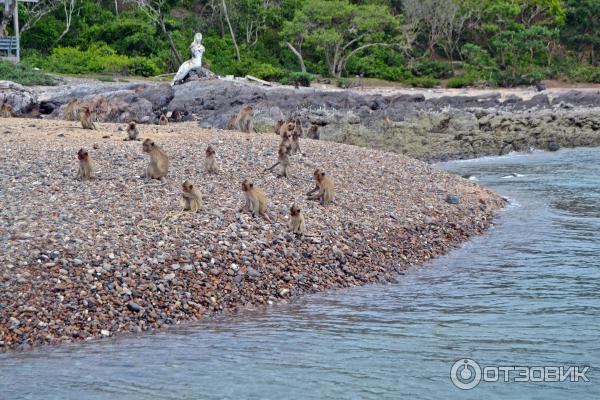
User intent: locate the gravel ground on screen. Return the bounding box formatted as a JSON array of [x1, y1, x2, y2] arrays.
[[0, 119, 506, 350]]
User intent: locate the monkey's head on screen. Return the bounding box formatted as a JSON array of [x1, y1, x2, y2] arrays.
[[128, 121, 136, 129], [313, 168, 324, 181], [142, 138, 155, 153], [290, 203, 301, 217], [182, 180, 194, 192], [69, 98, 79, 105], [286, 122, 295, 132], [77, 148, 88, 161], [243, 105, 253, 113], [206, 145, 215, 156], [241, 179, 254, 192], [1, 103, 11, 111], [160, 114, 167, 121]]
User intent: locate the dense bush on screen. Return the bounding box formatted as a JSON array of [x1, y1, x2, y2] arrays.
[[404, 76, 440, 88], [447, 73, 480, 88], [26, 43, 159, 77], [0, 61, 57, 86], [568, 65, 600, 83], [411, 60, 454, 79]]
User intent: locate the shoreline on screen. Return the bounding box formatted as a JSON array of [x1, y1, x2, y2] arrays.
[[0, 119, 505, 350]]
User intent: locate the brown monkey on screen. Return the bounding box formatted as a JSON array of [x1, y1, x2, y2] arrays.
[[0, 103, 12, 118], [240, 178, 269, 219], [204, 145, 218, 174], [124, 121, 139, 141], [64, 98, 79, 121], [79, 107, 96, 130], [307, 168, 335, 205], [226, 113, 238, 130], [181, 180, 202, 212], [159, 114, 168, 126], [307, 124, 320, 140], [382, 115, 391, 131], [275, 120, 284, 136], [306, 168, 324, 196], [76, 148, 94, 179], [288, 203, 306, 235], [171, 110, 181, 122], [142, 138, 169, 179], [290, 130, 302, 155], [264, 144, 291, 178], [293, 118, 303, 138], [236, 105, 254, 133]]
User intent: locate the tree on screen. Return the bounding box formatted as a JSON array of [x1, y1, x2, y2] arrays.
[[125, 0, 182, 65], [282, 0, 399, 77], [561, 0, 600, 64]]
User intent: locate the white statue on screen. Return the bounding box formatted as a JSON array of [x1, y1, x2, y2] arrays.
[[171, 33, 206, 86]]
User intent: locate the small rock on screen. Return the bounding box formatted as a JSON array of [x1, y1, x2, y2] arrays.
[[127, 301, 141, 312], [446, 195, 460, 205], [247, 267, 260, 279]]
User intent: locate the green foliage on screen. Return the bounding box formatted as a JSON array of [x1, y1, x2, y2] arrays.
[[11, 0, 600, 87], [447, 72, 480, 88], [0, 61, 57, 86], [25, 43, 159, 77], [281, 71, 314, 86], [404, 76, 440, 88], [411, 60, 454, 79]]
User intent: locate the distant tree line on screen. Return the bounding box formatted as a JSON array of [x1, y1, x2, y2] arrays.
[[1, 0, 599, 87]]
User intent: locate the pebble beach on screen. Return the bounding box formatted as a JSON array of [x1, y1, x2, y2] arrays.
[[0, 119, 506, 350]]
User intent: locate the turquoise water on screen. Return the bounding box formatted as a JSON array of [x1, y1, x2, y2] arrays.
[[1, 147, 599, 399]]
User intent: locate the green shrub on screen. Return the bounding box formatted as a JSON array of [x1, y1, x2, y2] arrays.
[[282, 71, 313, 87], [447, 72, 480, 88], [336, 77, 350, 88], [0, 60, 57, 86], [568, 65, 600, 83], [412, 60, 454, 79], [247, 63, 285, 81], [404, 76, 440, 88], [30, 43, 159, 77]]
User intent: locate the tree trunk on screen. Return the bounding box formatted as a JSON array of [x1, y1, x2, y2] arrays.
[[285, 42, 306, 73], [0, 0, 16, 36], [159, 16, 183, 65], [222, 0, 240, 61]]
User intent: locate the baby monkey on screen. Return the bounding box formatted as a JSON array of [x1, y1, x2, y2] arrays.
[[204, 145, 218, 173], [307, 168, 335, 205], [76, 148, 94, 179], [181, 180, 202, 212], [125, 121, 140, 141], [159, 114, 169, 125], [0, 103, 13, 118], [288, 203, 306, 235]]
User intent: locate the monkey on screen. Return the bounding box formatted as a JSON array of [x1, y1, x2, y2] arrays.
[[290, 118, 303, 155], [158, 114, 168, 126], [307, 168, 335, 205], [76, 148, 94, 179], [171, 110, 181, 122], [79, 107, 96, 130], [306, 168, 324, 197], [226, 113, 238, 130], [236, 105, 254, 133], [288, 203, 306, 235], [64, 98, 79, 121], [204, 145, 218, 174], [124, 121, 140, 141], [0, 103, 12, 118], [240, 178, 269, 220], [142, 138, 169, 179], [264, 144, 291, 178], [307, 124, 320, 140], [275, 120, 285, 136], [382, 115, 391, 131], [181, 180, 202, 212]]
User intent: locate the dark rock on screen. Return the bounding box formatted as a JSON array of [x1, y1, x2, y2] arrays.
[[127, 301, 141, 313], [446, 195, 460, 205], [547, 142, 560, 152]]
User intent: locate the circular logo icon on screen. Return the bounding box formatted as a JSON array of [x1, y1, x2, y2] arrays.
[[451, 358, 482, 390]]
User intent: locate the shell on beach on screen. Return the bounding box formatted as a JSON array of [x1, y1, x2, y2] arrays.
[[0, 119, 505, 349]]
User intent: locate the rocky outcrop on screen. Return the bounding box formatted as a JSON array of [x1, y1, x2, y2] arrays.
[[0, 81, 38, 116], [22, 78, 600, 160]]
